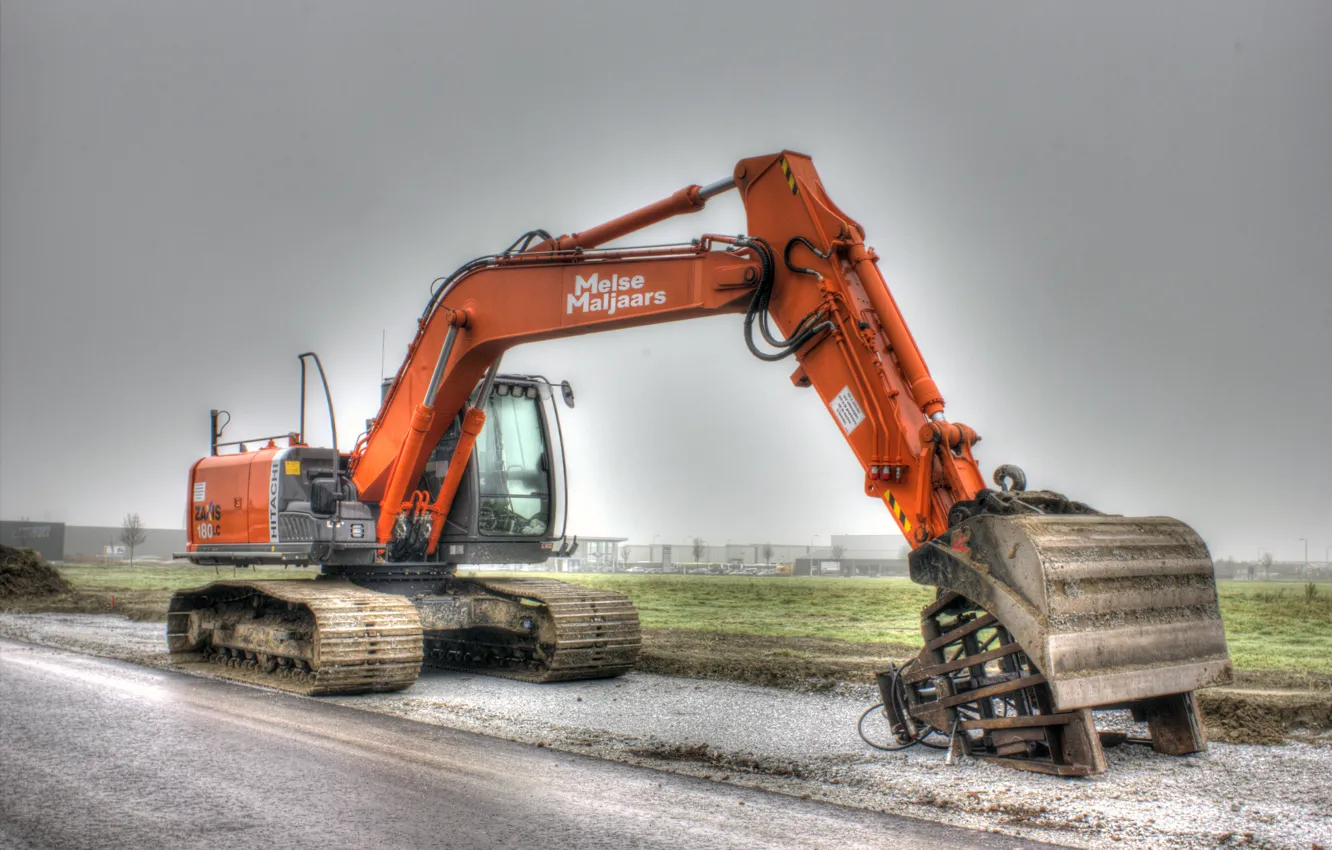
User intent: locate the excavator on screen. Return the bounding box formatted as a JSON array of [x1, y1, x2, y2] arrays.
[[170, 151, 1232, 775]]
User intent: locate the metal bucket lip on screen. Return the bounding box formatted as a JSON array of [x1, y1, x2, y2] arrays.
[[1050, 658, 1234, 710]]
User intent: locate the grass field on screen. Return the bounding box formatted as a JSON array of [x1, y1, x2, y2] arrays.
[[1215, 580, 1332, 676], [476, 572, 1332, 678], [39, 563, 1332, 678], [476, 573, 937, 645]]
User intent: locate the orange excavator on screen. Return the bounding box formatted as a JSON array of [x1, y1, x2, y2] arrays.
[[170, 151, 1232, 774]]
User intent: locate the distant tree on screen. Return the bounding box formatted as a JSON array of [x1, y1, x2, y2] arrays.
[[120, 513, 148, 566], [897, 544, 912, 561], [620, 545, 632, 568], [1259, 551, 1274, 580], [692, 536, 706, 564], [831, 543, 846, 562], [760, 542, 774, 564]]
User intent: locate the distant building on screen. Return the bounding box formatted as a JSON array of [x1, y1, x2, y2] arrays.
[[0, 520, 65, 563], [64, 526, 187, 561], [0, 520, 186, 562], [544, 537, 627, 572], [791, 555, 907, 577], [807, 533, 911, 577], [625, 533, 909, 575]]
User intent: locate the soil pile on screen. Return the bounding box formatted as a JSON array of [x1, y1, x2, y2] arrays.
[[1198, 687, 1332, 745], [639, 628, 916, 691], [0, 546, 73, 598]]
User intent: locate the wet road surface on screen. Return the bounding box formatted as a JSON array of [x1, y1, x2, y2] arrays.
[[0, 639, 1057, 849]]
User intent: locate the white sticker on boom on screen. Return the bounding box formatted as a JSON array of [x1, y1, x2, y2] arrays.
[[193, 481, 206, 502], [830, 386, 866, 435]]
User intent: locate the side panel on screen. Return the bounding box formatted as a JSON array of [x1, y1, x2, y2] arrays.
[[187, 454, 255, 547], [245, 448, 288, 544]]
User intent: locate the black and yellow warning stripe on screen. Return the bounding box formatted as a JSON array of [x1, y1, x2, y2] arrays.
[[779, 157, 798, 195], [885, 491, 912, 534]]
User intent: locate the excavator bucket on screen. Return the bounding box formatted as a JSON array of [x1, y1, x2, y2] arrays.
[[901, 514, 1232, 774], [910, 514, 1232, 709]]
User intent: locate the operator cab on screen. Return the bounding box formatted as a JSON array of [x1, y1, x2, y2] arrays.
[[419, 374, 574, 565]]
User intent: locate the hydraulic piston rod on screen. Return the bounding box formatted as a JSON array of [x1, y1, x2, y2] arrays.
[[538, 176, 735, 252]]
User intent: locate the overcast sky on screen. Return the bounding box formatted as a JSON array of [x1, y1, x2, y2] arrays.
[[2, 1, 1329, 561]]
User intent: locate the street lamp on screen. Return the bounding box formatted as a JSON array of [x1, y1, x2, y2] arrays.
[[1299, 537, 1307, 576]]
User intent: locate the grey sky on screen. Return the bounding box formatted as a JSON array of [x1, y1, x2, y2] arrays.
[[2, 1, 1329, 561]]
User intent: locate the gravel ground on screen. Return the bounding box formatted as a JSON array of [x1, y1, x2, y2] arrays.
[[2, 612, 1329, 849]]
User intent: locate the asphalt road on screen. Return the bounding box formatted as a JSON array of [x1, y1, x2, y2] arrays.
[[0, 639, 1056, 850]]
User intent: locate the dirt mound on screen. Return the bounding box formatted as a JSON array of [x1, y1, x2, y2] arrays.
[[1198, 688, 1332, 745], [0, 546, 73, 599], [0, 588, 171, 621], [625, 740, 811, 779], [640, 628, 916, 691]]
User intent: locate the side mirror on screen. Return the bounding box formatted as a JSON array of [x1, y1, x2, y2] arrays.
[[560, 380, 575, 408]]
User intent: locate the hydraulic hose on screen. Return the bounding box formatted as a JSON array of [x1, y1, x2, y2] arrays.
[[856, 660, 951, 752], [737, 237, 833, 362]]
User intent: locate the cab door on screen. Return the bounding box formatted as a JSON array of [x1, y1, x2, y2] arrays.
[[429, 376, 569, 562]]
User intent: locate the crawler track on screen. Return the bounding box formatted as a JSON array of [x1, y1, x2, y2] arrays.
[[168, 576, 641, 694], [166, 580, 423, 695], [422, 577, 641, 682]]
